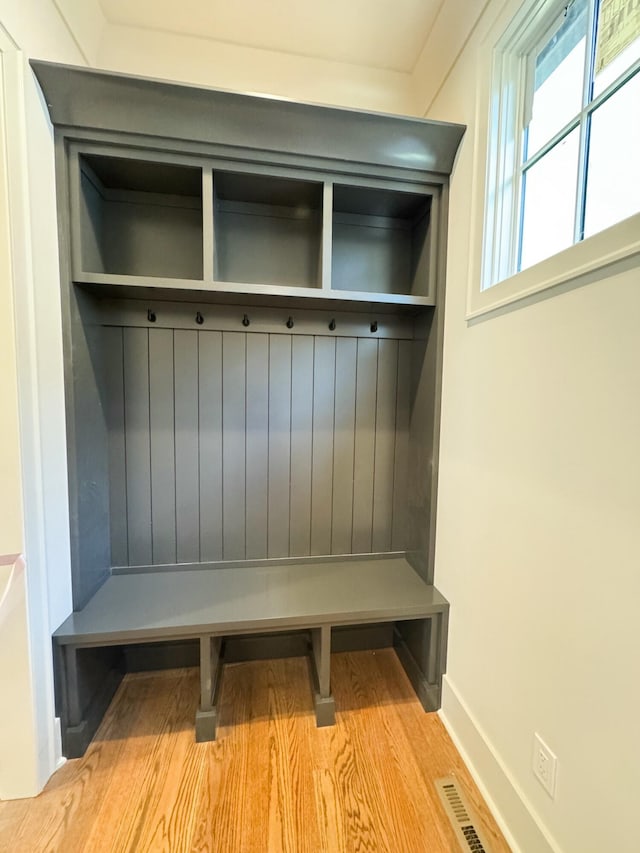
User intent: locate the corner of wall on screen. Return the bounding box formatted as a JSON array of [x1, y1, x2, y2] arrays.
[[51, 0, 106, 65], [410, 0, 490, 117]]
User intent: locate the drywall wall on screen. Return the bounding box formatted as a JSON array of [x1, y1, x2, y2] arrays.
[[0, 0, 82, 797], [96, 22, 415, 114], [428, 1, 640, 851]]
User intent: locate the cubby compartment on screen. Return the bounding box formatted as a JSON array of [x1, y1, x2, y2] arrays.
[[213, 171, 323, 288], [331, 184, 433, 297], [78, 154, 203, 280]]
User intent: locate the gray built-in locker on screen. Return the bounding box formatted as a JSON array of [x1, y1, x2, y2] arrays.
[[32, 60, 465, 757]]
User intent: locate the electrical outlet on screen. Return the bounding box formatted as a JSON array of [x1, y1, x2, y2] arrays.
[[533, 733, 558, 798]]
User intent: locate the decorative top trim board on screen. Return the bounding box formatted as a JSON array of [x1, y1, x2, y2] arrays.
[[30, 61, 465, 177]]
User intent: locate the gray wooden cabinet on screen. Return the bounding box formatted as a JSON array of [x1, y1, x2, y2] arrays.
[[32, 61, 464, 757]]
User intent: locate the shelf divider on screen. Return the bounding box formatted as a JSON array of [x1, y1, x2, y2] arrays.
[[203, 169, 215, 282], [321, 181, 333, 292]]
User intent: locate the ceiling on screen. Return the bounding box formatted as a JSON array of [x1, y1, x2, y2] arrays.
[[97, 0, 444, 73]]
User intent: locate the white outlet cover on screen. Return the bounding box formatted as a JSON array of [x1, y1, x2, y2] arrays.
[[533, 732, 558, 798]]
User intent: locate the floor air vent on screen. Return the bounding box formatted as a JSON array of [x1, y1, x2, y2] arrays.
[[435, 777, 494, 853]]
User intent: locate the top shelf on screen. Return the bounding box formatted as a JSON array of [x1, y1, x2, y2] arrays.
[[73, 150, 440, 306]]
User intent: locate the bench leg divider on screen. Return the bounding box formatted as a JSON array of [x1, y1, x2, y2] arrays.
[[196, 635, 224, 742], [309, 626, 336, 727]]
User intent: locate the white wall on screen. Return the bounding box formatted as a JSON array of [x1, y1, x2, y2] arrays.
[[428, 2, 640, 852], [96, 22, 414, 114], [0, 0, 82, 797]]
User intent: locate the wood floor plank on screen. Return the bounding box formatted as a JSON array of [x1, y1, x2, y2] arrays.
[[370, 650, 513, 853], [330, 651, 450, 852], [265, 658, 321, 853], [0, 651, 511, 853]]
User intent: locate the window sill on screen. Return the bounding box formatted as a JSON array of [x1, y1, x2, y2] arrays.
[[466, 211, 640, 320]]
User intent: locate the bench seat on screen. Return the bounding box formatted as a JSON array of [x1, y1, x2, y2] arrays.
[[53, 554, 449, 756]]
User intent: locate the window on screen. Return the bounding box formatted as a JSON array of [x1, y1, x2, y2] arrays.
[[482, 0, 640, 293]]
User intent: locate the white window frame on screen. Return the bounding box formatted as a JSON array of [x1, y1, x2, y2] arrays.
[[467, 0, 640, 319]]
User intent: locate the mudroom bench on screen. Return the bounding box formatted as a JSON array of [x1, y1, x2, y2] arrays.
[[54, 555, 448, 757], [33, 61, 463, 760]]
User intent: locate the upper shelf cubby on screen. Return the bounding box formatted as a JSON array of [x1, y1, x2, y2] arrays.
[[77, 153, 203, 280], [38, 61, 465, 307], [213, 171, 323, 289], [331, 184, 433, 298]]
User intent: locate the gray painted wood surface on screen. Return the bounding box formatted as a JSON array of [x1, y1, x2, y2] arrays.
[[41, 61, 459, 669], [31, 61, 465, 179], [53, 555, 448, 645], [331, 337, 357, 554], [79, 155, 203, 280], [175, 330, 200, 564], [123, 328, 152, 566], [245, 334, 269, 559], [105, 320, 412, 568], [68, 293, 112, 608], [198, 332, 223, 561]]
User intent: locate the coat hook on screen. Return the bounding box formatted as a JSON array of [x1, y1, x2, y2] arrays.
[[242, 313, 250, 327], [329, 318, 336, 331], [286, 316, 294, 329], [195, 311, 204, 325], [370, 320, 378, 333], [147, 309, 156, 323]]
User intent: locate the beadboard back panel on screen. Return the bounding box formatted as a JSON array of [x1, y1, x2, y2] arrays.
[[104, 323, 413, 567]]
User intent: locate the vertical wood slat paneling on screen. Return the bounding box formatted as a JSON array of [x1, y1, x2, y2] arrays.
[[268, 336, 292, 558], [392, 340, 411, 550], [311, 337, 336, 555], [199, 331, 223, 561], [123, 327, 152, 566], [245, 334, 269, 559], [111, 325, 410, 567], [372, 340, 398, 552], [331, 337, 357, 555], [352, 338, 378, 553], [149, 328, 176, 565], [174, 330, 200, 564], [105, 326, 128, 567], [222, 332, 246, 561], [289, 336, 314, 557]]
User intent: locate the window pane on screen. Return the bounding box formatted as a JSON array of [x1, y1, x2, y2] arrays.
[[584, 71, 640, 237], [520, 129, 580, 270], [526, 0, 588, 157], [594, 0, 640, 95]]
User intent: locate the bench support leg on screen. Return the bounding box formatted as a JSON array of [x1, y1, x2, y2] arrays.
[[394, 609, 449, 713], [54, 642, 124, 759], [309, 625, 335, 727], [195, 635, 223, 742]]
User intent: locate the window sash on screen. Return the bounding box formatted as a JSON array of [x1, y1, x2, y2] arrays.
[[487, 0, 640, 284]]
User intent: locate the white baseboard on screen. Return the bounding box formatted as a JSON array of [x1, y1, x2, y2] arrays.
[[439, 676, 561, 853]]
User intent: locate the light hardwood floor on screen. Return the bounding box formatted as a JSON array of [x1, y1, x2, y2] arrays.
[[0, 650, 511, 852]]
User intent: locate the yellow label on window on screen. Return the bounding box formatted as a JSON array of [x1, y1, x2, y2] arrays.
[[596, 0, 640, 72]]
